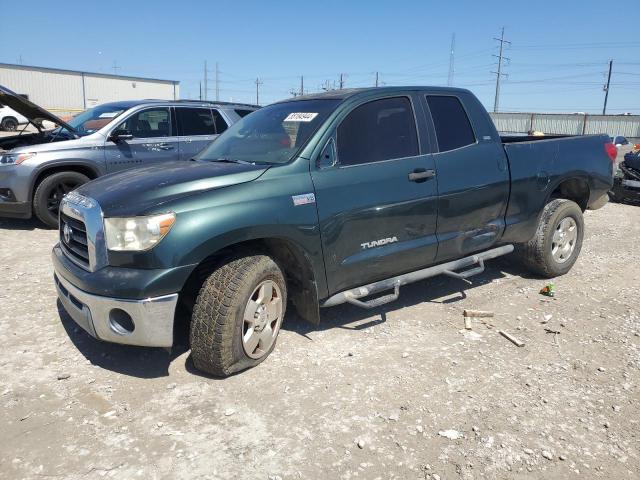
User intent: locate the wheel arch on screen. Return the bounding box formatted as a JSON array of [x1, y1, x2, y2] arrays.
[[31, 162, 101, 199], [547, 176, 590, 211], [177, 236, 322, 338]]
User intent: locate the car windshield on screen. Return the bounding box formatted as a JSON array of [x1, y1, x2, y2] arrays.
[[58, 104, 129, 137], [196, 99, 341, 164]]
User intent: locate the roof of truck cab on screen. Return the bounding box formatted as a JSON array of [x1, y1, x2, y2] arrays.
[[275, 86, 472, 103]]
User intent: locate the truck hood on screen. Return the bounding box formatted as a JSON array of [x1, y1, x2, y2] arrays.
[[76, 160, 269, 216], [0, 85, 78, 134]]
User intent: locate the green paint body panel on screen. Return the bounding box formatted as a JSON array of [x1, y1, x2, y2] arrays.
[[67, 87, 613, 316]]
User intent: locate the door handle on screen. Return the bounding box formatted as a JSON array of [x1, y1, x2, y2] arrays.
[[158, 143, 174, 151], [408, 169, 436, 182]]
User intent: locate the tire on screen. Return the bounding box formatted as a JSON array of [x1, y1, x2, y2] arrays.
[[517, 199, 584, 278], [33, 171, 90, 228], [190, 254, 287, 377], [1, 117, 18, 131]]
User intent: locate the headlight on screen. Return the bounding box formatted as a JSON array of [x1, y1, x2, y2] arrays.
[[0, 152, 37, 165], [104, 213, 176, 251]]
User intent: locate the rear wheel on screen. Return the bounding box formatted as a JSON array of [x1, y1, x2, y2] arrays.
[[33, 171, 90, 228], [517, 199, 584, 278], [190, 254, 287, 376], [1, 117, 18, 131]]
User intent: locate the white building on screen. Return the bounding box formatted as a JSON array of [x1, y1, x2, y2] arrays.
[[0, 63, 179, 117]]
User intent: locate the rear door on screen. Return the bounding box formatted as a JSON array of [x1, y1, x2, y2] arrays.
[[104, 106, 179, 172], [311, 95, 439, 294], [420, 93, 509, 261], [175, 106, 218, 160]]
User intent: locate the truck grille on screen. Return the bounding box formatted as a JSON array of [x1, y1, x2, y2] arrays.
[[60, 213, 90, 268]]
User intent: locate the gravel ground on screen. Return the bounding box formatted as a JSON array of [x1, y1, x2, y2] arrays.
[[0, 200, 639, 480]]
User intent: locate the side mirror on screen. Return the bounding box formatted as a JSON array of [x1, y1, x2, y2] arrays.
[[110, 129, 133, 142]]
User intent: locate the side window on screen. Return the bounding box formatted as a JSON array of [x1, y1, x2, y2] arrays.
[[234, 109, 254, 118], [118, 108, 170, 139], [425, 96, 476, 152], [176, 107, 215, 136], [337, 97, 419, 166], [318, 138, 337, 168], [212, 109, 228, 134]]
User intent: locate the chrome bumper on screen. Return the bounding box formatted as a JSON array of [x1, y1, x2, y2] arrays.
[[54, 272, 178, 347]]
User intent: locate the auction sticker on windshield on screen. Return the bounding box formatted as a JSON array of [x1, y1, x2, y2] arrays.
[[284, 112, 318, 122]]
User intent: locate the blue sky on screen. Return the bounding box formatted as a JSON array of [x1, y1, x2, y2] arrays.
[[1, 0, 639, 113]]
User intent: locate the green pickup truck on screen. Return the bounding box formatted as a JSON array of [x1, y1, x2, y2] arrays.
[[52, 87, 615, 376]]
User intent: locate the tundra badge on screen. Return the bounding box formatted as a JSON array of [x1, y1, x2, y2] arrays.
[[361, 237, 398, 249]]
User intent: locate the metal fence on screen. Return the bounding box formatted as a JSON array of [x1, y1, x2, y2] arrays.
[[489, 112, 640, 142]]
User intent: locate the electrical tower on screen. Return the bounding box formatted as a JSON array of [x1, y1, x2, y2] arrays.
[[255, 78, 263, 105], [603, 60, 613, 115], [491, 27, 510, 113], [215, 62, 220, 101], [447, 33, 456, 87], [204, 61, 208, 101]]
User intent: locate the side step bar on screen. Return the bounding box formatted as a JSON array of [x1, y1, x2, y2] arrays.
[[320, 244, 514, 309]]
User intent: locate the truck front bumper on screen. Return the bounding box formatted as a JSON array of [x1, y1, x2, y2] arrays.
[[53, 248, 180, 348], [54, 272, 178, 347]]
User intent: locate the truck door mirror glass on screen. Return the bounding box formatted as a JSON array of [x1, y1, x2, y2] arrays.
[[110, 129, 133, 142], [318, 138, 337, 168]]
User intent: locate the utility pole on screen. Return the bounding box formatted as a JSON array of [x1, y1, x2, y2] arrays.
[[375, 71, 379, 87], [603, 59, 613, 115], [204, 61, 208, 101], [112, 61, 120, 75], [492, 27, 510, 113], [215, 62, 220, 101], [199, 82, 202, 101], [255, 77, 263, 105], [447, 33, 456, 86], [339, 73, 345, 89], [300, 75, 304, 96]]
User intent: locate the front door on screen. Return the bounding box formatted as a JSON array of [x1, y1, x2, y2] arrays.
[[104, 106, 180, 172], [311, 96, 439, 294], [421, 94, 510, 262]]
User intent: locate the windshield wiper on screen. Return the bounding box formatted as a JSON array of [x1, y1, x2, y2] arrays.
[[211, 158, 268, 166]]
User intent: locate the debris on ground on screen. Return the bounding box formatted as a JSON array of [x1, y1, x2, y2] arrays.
[[539, 283, 556, 297], [438, 429, 463, 440], [498, 329, 525, 347]]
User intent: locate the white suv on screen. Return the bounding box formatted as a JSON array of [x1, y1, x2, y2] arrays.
[[0, 103, 28, 131]]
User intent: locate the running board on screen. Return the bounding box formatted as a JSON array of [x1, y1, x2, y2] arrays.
[[320, 244, 514, 309]]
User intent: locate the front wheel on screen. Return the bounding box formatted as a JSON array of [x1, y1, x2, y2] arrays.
[[190, 254, 287, 377], [1, 117, 18, 131], [517, 199, 584, 278], [33, 171, 90, 228]]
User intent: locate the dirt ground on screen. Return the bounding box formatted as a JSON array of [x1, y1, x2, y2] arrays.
[[0, 200, 639, 479]]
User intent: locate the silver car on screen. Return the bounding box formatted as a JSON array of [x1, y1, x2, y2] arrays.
[[0, 86, 258, 227]]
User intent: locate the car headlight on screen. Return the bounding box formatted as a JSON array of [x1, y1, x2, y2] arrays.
[[0, 152, 37, 165], [104, 213, 176, 251]]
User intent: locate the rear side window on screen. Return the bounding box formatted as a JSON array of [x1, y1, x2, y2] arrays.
[[176, 107, 215, 136], [426, 95, 476, 152], [212, 109, 228, 134], [235, 109, 254, 118], [337, 97, 419, 166]]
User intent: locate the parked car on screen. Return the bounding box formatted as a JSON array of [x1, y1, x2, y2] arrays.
[[0, 101, 28, 131], [0, 85, 259, 227], [52, 86, 615, 376], [610, 135, 629, 147], [610, 149, 640, 203]]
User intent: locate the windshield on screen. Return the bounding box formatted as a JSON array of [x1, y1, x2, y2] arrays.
[[196, 99, 341, 164], [62, 104, 129, 136]]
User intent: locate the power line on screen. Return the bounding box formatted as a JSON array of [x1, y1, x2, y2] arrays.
[[492, 27, 511, 112]]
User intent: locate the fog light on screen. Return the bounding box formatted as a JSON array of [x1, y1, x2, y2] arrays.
[[0, 188, 15, 200], [109, 308, 135, 335]]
